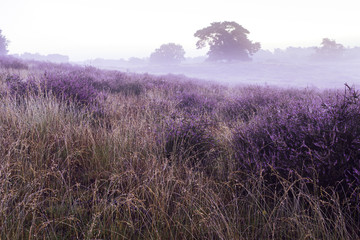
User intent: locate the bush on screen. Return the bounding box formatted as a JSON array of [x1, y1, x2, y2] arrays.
[[5, 70, 102, 110], [162, 115, 218, 172], [0, 56, 28, 70], [175, 92, 218, 114], [41, 71, 99, 106], [5, 74, 37, 97], [91, 71, 145, 97], [233, 85, 360, 199], [220, 88, 280, 122], [110, 81, 144, 96]]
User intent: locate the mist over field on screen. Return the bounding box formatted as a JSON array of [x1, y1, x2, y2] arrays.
[[12, 46, 360, 89], [84, 58, 360, 89]]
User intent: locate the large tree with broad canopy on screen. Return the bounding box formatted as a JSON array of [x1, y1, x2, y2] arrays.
[[194, 21, 260, 62]]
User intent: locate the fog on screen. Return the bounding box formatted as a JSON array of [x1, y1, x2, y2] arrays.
[[3, 0, 360, 89], [10, 45, 359, 90], [2, 0, 360, 60], [78, 49, 360, 90]]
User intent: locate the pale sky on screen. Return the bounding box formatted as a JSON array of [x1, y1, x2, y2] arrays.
[[1, 0, 359, 61]]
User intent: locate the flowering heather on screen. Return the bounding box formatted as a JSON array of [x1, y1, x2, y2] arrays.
[[175, 92, 218, 114], [162, 115, 218, 171], [0, 56, 28, 70], [220, 86, 282, 122], [5, 70, 101, 110], [233, 85, 360, 199], [108, 81, 144, 96], [5, 74, 37, 97], [42, 71, 100, 106], [1, 59, 360, 239]]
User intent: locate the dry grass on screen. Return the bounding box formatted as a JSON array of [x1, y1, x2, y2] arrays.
[[0, 66, 359, 239]]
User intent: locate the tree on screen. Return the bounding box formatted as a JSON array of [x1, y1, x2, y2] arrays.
[[0, 29, 9, 55], [194, 21, 260, 62], [150, 43, 185, 64], [315, 38, 345, 59]]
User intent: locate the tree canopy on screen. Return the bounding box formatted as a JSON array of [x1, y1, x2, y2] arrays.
[[0, 29, 9, 55], [315, 38, 345, 59], [149, 43, 185, 64], [194, 21, 260, 62]]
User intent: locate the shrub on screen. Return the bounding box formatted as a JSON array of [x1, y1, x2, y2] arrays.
[[42, 71, 98, 106], [175, 92, 218, 114], [162, 115, 218, 172], [5, 74, 37, 97], [5, 70, 102, 111], [91, 71, 145, 97], [110, 81, 144, 96], [221, 97, 258, 122], [0, 56, 28, 70], [220, 87, 280, 122], [233, 85, 360, 199]]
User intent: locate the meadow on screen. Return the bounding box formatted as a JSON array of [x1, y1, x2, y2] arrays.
[[88, 58, 360, 89], [0, 56, 359, 239]]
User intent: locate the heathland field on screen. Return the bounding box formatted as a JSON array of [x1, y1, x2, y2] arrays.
[[0, 57, 359, 239]]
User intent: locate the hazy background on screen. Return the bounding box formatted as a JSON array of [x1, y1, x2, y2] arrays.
[[1, 0, 359, 89], [1, 0, 359, 61]]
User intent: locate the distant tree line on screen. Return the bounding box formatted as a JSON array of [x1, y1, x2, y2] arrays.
[[1, 23, 359, 64], [16, 52, 69, 63], [149, 22, 357, 64], [149, 43, 185, 64], [150, 21, 261, 64], [253, 38, 359, 62]]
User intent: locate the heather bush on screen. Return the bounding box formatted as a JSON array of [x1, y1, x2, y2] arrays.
[[13, 71, 99, 105], [5, 74, 37, 97], [147, 98, 173, 120], [175, 92, 218, 114], [162, 115, 218, 172], [45, 70, 98, 103], [88, 70, 147, 97], [30, 60, 78, 72], [0, 56, 28, 70], [220, 87, 281, 122], [109, 81, 144, 96], [233, 85, 360, 200], [221, 96, 258, 122]]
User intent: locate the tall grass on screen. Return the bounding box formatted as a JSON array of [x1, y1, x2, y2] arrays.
[[0, 59, 359, 239]]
